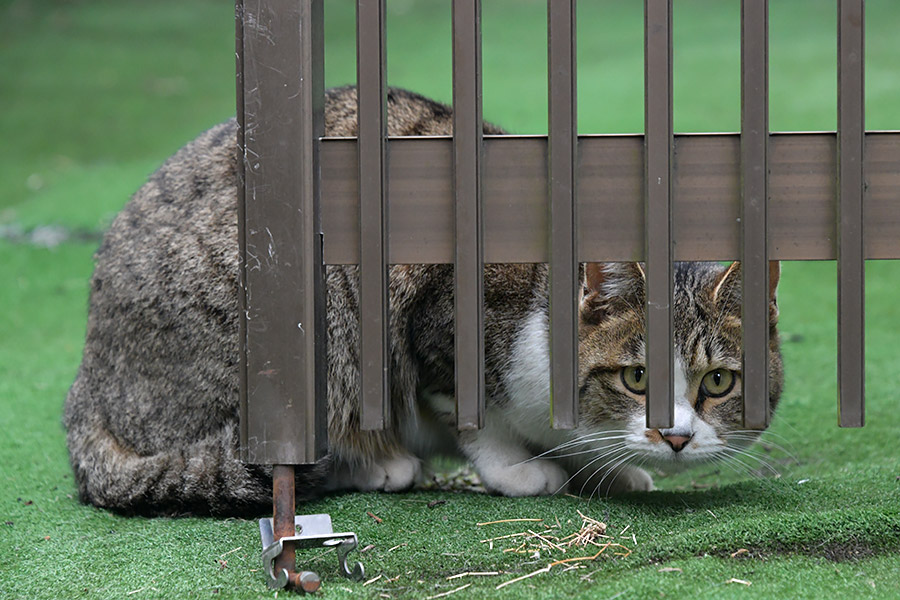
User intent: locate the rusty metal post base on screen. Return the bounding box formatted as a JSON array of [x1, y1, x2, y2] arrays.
[[261, 465, 365, 591]]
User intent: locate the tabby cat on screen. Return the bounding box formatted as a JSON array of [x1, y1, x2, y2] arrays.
[[64, 86, 783, 516]]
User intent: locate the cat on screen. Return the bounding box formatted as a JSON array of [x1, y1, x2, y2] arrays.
[[64, 86, 784, 516]]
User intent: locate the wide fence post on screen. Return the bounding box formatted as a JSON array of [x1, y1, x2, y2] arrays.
[[237, 0, 327, 590], [236, 0, 326, 467]]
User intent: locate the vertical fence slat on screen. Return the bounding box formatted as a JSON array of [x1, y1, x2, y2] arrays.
[[236, 0, 247, 463], [548, 0, 578, 429], [837, 0, 865, 427], [238, 0, 327, 463], [357, 0, 390, 430], [452, 0, 485, 430], [644, 0, 674, 429], [740, 0, 770, 430]]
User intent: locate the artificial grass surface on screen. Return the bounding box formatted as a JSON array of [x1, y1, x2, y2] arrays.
[[4, 249, 899, 599], [3, 0, 900, 598]]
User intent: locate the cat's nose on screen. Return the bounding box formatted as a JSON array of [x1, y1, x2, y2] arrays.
[[663, 434, 692, 452]]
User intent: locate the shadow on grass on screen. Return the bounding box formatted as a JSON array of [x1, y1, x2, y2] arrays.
[[602, 478, 900, 563]]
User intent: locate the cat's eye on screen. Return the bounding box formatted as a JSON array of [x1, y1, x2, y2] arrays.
[[700, 368, 736, 398], [621, 366, 647, 394]]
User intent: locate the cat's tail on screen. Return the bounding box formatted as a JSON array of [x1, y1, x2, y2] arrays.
[[65, 412, 282, 516]]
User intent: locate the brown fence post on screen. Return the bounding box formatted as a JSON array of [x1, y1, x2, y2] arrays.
[[453, 0, 486, 431], [237, 0, 326, 588], [740, 0, 771, 429], [643, 0, 675, 429], [837, 0, 865, 427], [237, 0, 326, 466], [548, 0, 579, 430], [357, 0, 391, 431]]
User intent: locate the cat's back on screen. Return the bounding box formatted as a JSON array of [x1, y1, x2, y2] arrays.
[[63, 86, 486, 514]]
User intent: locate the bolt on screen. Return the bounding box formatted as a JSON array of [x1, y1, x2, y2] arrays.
[[289, 571, 321, 593]]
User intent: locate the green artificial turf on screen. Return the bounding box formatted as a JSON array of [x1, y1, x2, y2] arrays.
[[3, 1, 900, 598]]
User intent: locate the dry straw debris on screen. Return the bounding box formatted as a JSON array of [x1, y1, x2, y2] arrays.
[[476, 510, 633, 589]]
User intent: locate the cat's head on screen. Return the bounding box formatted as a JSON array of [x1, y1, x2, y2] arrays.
[[577, 261, 783, 468]]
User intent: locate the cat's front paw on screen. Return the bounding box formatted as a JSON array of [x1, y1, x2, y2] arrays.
[[366, 454, 422, 492], [332, 454, 422, 493], [478, 459, 568, 497]]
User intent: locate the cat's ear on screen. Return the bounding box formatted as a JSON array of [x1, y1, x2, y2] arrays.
[[581, 262, 645, 324], [711, 261, 741, 306], [712, 260, 780, 322]]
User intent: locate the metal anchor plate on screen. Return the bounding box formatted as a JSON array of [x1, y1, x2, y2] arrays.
[[260, 514, 365, 589]]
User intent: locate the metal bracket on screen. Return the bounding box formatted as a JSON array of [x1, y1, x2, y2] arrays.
[[260, 514, 365, 589]]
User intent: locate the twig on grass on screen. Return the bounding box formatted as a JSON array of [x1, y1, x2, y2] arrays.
[[495, 564, 552, 589], [446, 571, 500, 580], [425, 583, 472, 599], [526, 529, 567, 554], [480, 532, 529, 543], [477, 518, 543, 526]]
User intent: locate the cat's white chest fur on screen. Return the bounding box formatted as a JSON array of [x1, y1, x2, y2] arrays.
[[502, 311, 571, 449]]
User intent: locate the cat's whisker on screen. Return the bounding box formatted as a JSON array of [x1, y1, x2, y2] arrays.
[[725, 432, 799, 463], [579, 447, 634, 499], [533, 442, 632, 463], [723, 437, 792, 466], [712, 449, 757, 480], [720, 446, 782, 478], [718, 449, 778, 485], [605, 452, 646, 499], [590, 451, 639, 501], [518, 432, 630, 465], [728, 429, 793, 444], [724, 455, 783, 493], [557, 444, 630, 497], [579, 452, 633, 502], [567, 445, 631, 493]]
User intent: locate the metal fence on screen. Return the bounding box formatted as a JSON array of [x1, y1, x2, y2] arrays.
[[235, 0, 890, 586], [233, 0, 892, 529]]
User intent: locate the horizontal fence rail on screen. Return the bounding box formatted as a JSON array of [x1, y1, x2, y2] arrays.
[[317, 132, 900, 264]]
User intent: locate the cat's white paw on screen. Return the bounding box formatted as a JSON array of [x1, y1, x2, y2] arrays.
[[362, 454, 422, 492], [330, 454, 422, 492], [606, 466, 654, 494], [478, 459, 568, 497]]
